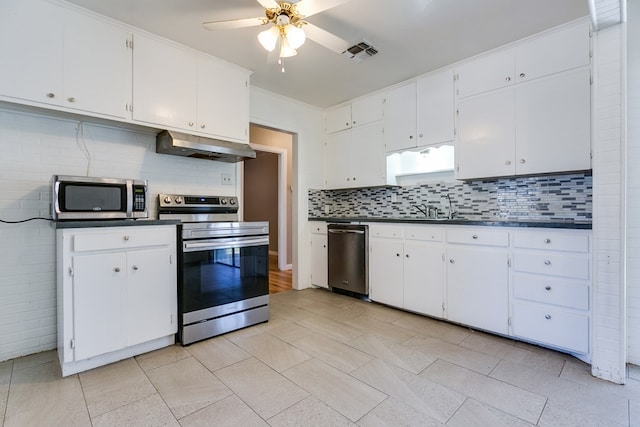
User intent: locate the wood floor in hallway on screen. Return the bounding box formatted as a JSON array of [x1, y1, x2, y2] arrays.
[[269, 254, 292, 294]]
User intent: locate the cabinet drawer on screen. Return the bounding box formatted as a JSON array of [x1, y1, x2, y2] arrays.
[[512, 301, 589, 354], [446, 229, 509, 247], [514, 232, 589, 252], [73, 227, 173, 252], [404, 226, 444, 242], [311, 222, 327, 234], [513, 252, 589, 279], [369, 225, 403, 239], [512, 274, 589, 310]]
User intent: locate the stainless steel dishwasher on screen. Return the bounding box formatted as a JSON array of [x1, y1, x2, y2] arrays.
[[327, 224, 369, 296]]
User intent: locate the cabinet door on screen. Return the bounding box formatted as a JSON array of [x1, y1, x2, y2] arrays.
[[350, 122, 385, 187], [456, 88, 516, 179], [456, 49, 514, 98], [369, 239, 404, 307], [73, 252, 127, 360], [403, 242, 444, 318], [0, 0, 63, 105], [325, 130, 352, 188], [351, 94, 384, 127], [515, 22, 590, 83], [310, 234, 328, 288], [132, 33, 197, 130], [126, 248, 177, 346], [326, 104, 352, 133], [446, 246, 509, 334], [515, 67, 591, 175], [197, 57, 249, 141], [63, 10, 131, 118], [417, 71, 455, 146], [385, 82, 417, 152]]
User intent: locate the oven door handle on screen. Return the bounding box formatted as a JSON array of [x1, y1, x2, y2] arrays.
[[183, 237, 269, 252]]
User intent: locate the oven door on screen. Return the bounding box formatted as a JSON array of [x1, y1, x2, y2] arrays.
[[180, 235, 269, 315]]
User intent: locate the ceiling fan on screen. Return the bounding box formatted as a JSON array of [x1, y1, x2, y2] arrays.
[[203, 0, 353, 71]]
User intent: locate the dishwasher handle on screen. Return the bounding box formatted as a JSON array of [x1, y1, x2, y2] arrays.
[[328, 229, 365, 235]]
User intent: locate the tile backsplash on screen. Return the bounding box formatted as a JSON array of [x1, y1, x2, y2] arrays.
[[309, 173, 592, 221]]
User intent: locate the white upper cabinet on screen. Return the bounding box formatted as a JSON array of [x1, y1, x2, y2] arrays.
[[63, 9, 131, 118], [385, 69, 455, 152], [326, 94, 384, 134], [0, 0, 131, 119], [132, 33, 198, 131], [197, 57, 249, 142], [456, 49, 515, 99], [0, 0, 64, 105]]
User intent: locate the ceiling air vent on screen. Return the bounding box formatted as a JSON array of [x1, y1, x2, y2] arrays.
[[342, 40, 379, 63]]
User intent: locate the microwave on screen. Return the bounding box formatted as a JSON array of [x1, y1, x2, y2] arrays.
[[52, 175, 149, 220]]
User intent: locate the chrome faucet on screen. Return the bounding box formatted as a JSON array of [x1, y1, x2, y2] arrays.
[[447, 193, 457, 219], [414, 203, 429, 217]]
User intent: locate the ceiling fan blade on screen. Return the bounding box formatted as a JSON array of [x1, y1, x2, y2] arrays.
[[303, 22, 350, 53], [203, 17, 265, 31], [256, 0, 279, 9], [295, 0, 352, 17]]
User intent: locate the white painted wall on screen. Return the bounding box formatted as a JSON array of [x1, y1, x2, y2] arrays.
[[626, 0, 640, 365], [249, 87, 325, 291], [591, 24, 627, 383], [0, 108, 237, 361]]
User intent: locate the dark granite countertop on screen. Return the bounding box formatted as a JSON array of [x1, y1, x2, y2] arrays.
[[309, 217, 592, 230], [53, 219, 180, 229]]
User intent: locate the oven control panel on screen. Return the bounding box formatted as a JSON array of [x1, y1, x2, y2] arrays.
[[159, 194, 238, 208]]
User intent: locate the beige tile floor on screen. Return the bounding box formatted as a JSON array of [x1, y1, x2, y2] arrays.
[[1, 287, 639, 426]]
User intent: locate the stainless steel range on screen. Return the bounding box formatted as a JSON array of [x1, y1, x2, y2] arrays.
[[158, 194, 269, 345]]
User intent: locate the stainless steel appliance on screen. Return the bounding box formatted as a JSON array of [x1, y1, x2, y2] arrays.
[[51, 175, 148, 220], [158, 194, 269, 345], [156, 130, 256, 163], [327, 224, 369, 296]]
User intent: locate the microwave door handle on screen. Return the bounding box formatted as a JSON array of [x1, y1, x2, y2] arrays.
[[126, 179, 133, 218]]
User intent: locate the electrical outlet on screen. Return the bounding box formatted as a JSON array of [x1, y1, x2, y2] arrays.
[[391, 193, 398, 203], [221, 173, 233, 185]]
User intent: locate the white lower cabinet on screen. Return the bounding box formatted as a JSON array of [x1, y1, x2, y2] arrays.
[[57, 224, 177, 376], [310, 223, 328, 288], [369, 225, 444, 318], [511, 230, 591, 354], [446, 229, 510, 335]]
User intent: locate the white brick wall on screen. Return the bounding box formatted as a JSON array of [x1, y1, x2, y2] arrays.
[[627, 0, 640, 365], [591, 24, 627, 383], [0, 108, 237, 362]]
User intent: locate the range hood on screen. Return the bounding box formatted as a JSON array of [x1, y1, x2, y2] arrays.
[[156, 130, 256, 163]]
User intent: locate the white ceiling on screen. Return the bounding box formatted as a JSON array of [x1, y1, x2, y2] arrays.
[[64, 0, 589, 108]]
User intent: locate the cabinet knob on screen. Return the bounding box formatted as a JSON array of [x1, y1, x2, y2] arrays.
[[409, 135, 414, 139], [545, 314, 552, 320], [46, 92, 55, 98], [519, 159, 526, 164], [396, 253, 401, 257], [449, 259, 455, 264], [200, 124, 206, 129], [68, 97, 76, 103], [123, 235, 130, 241], [419, 133, 424, 138], [472, 235, 478, 239], [189, 122, 194, 127], [353, 121, 356, 125], [132, 265, 139, 271], [545, 285, 552, 291], [520, 73, 526, 78], [114, 267, 121, 273], [544, 260, 551, 265], [405, 254, 410, 258], [505, 160, 511, 165], [505, 76, 511, 82], [544, 238, 551, 244]]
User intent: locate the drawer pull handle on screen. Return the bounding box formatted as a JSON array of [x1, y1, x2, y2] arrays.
[[114, 267, 121, 273], [545, 285, 551, 291], [406, 254, 410, 258], [132, 265, 139, 271], [396, 253, 400, 257], [123, 235, 130, 241], [545, 314, 552, 320], [472, 235, 478, 239], [449, 259, 455, 264], [544, 260, 551, 265], [544, 238, 551, 244]]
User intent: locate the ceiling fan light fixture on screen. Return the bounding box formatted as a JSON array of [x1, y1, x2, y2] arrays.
[[285, 24, 306, 49], [258, 25, 280, 51], [279, 37, 298, 58]]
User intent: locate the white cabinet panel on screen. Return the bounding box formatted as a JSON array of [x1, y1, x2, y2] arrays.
[[512, 274, 589, 310], [456, 49, 515, 98], [514, 232, 589, 252], [385, 82, 417, 152], [352, 94, 384, 127], [370, 238, 404, 308], [513, 252, 589, 280], [0, 0, 63, 105], [417, 71, 455, 146], [310, 234, 328, 288], [132, 33, 197, 130], [63, 10, 131, 118], [446, 245, 509, 334], [403, 242, 444, 317], [73, 252, 127, 360], [326, 130, 352, 188], [446, 228, 509, 247], [456, 88, 516, 179], [326, 104, 352, 133], [515, 67, 591, 175], [197, 57, 248, 141]]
